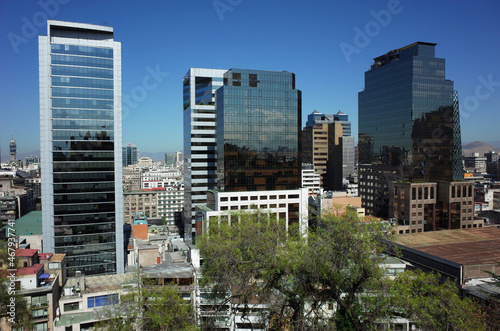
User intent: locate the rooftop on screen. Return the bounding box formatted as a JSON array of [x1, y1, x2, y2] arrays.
[[16, 263, 43, 276], [49, 253, 66, 263], [396, 227, 500, 266], [63, 273, 135, 296], [12, 211, 42, 235], [15, 248, 38, 257], [38, 253, 53, 260]]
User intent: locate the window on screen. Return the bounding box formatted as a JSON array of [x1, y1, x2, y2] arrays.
[[49, 262, 59, 269], [241, 196, 248, 201], [230, 197, 238, 201], [220, 197, 228, 202], [87, 294, 118, 308], [64, 302, 79, 312]]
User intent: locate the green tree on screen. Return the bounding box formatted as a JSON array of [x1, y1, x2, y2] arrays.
[[197, 210, 486, 330], [389, 270, 485, 330], [95, 275, 198, 331]]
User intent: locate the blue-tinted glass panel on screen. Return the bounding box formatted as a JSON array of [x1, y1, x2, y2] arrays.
[[52, 65, 113, 79], [51, 54, 113, 68], [52, 76, 113, 89], [52, 109, 114, 120], [51, 44, 113, 58], [52, 87, 113, 99]]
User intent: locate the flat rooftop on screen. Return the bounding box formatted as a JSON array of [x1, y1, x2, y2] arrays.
[[13, 211, 42, 235], [396, 227, 500, 266]]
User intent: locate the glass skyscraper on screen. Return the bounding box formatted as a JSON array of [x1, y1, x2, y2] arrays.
[[359, 42, 463, 182], [183, 68, 225, 241], [216, 69, 301, 192], [122, 142, 138, 167], [40, 21, 123, 276]]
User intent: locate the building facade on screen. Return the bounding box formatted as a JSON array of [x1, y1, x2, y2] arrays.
[[358, 42, 463, 182], [216, 69, 302, 192], [40, 21, 124, 276], [305, 110, 355, 180], [183, 68, 226, 240], [122, 142, 139, 167], [358, 42, 464, 218], [302, 122, 343, 191], [123, 190, 158, 224]]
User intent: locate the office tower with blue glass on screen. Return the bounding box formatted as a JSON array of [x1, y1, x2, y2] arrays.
[[39, 21, 123, 275], [123, 142, 139, 167], [216, 69, 302, 192], [183, 68, 226, 240], [358, 42, 466, 226]]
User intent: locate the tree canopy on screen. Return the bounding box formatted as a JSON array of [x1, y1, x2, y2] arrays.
[[197, 209, 486, 330], [95, 277, 198, 331]]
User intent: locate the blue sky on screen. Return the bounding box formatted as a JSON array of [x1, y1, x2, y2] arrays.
[[1, 0, 499, 159]]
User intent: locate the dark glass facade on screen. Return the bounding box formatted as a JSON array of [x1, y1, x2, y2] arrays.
[[216, 69, 301, 191], [41, 22, 122, 276], [358, 42, 463, 182], [122, 143, 138, 167]]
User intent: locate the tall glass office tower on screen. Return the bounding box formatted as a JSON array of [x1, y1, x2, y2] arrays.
[[183, 68, 225, 241], [122, 143, 138, 167], [40, 21, 123, 276], [216, 69, 302, 192], [358, 42, 463, 182]]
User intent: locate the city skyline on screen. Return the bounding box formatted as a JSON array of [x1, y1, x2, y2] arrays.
[[1, 0, 500, 158]]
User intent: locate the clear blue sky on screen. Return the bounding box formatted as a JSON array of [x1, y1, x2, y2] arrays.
[[1, 0, 499, 158]]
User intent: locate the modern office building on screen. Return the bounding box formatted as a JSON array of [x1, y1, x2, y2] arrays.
[[305, 110, 355, 180], [39, 21, 123, 276], [165, 152, 175, 167], [122, 142, 139, 167], [358, 42, 464, 218], [183, 68, 226, 240], [359, 42, 462, 181], [302, 122, 343, 190], [216, 69, 302, 192]]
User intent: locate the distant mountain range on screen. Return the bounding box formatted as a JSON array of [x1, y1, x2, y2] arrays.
[[462, 141, 500, 156]]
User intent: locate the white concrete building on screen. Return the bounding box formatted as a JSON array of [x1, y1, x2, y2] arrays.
[[195, 188, 309, 236]]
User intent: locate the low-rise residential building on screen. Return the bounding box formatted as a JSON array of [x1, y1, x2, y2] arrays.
[[122, 165, 142, 191], [123, 190, 158, 224], [157, 184, 184, 225], [1, 249, 65, 331]]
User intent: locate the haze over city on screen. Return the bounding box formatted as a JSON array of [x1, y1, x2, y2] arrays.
[[1, 0, 499, 158]]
